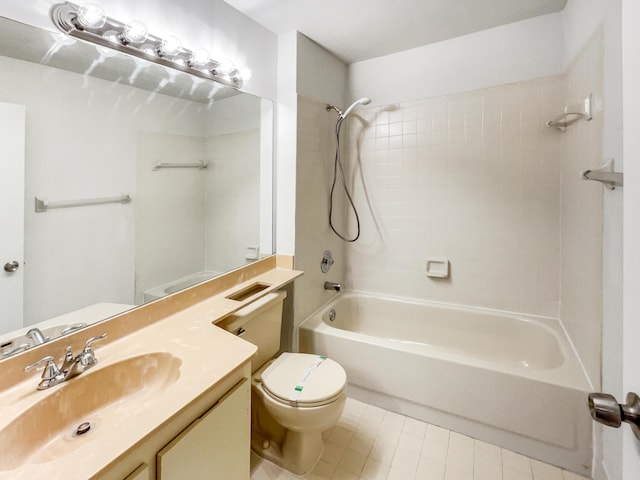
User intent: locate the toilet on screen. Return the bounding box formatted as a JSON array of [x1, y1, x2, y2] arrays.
[[218, 290, 347, 475]]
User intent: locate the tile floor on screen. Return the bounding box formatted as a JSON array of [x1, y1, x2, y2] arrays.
[[250, 398, 590, 480]]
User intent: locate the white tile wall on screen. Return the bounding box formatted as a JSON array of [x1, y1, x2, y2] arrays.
[[135, 131, 207, 303], [293, 96, 348, 330], [559, 30, 604, 388], [205, 129, 261, 273], [345, 77, 564, 317]]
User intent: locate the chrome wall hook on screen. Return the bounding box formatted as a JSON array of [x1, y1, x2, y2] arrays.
[[582, 158, 623, 190]]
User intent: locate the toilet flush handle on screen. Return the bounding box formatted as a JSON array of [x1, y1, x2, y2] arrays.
[[588, 392, 640, 439]]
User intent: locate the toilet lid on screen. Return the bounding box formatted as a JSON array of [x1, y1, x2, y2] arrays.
[[260, 353, 346, 407]]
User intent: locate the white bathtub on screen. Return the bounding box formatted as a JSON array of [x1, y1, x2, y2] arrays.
[[143, 271, 222, 303], [298, 292, 592, 476]]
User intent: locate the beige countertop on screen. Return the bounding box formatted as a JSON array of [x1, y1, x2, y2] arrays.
[[0, 256, 302, 479]]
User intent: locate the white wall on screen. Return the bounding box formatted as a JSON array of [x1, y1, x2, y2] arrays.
[[621, 0, 640, 477], [349, 13, 564, 106], [275, 31, 299, 256], [0, 0, 277, 100], [297, 33, 348, 109], [562, 0, 607, 70]]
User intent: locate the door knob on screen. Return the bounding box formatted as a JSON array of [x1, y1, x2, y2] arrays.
[[588, 392, 640, 439], [3, 261, 19, 273]]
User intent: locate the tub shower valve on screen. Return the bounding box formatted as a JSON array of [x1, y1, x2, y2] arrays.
[[588, 392, 640, 440], [320, 250, 334, 273]]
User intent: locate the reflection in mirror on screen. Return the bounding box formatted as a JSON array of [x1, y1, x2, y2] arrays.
[[0, 16, 273, 357]]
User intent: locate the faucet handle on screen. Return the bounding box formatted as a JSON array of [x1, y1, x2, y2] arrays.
[[25, 355, 62, 378], [79, 333, 107, 368], [25, 355, 65, 390], [84, 333, 107, 351]]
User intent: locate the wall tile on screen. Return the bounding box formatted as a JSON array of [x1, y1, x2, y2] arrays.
[[346, 76, 565, 316]]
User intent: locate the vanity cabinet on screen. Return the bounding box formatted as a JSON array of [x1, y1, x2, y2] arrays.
[[124, 464, 150, 480], [95, 366, 252, 480], [157, 379, 250, 479]]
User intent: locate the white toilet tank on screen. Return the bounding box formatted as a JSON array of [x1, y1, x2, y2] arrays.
[[217, 290, 287, 371]]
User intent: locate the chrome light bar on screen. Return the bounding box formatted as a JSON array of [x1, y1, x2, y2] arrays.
[[51, 2, 243, 89]]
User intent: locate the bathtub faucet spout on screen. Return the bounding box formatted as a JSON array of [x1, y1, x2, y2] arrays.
[[324, 281, 342, 292]]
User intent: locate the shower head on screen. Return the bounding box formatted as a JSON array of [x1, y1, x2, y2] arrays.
[[340, 97, 371, 119]]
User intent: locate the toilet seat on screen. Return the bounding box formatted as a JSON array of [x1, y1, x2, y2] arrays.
[[260, 353, 346, 407]]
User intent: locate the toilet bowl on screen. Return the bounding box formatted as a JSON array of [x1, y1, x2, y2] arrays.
[[217, 291, 347, 475]]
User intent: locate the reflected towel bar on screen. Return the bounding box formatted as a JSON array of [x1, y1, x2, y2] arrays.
[[547, 94, 593, 132], [152, 162, 208, 171], [35, 194, 131, 212]]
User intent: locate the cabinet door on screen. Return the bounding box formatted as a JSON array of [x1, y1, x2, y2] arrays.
[[124, 464, 149, 480], [157, 379, 250, 479]]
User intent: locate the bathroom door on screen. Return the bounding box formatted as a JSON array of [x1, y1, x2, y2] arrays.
[[622, 0, 640, 475], [0, 102, 25, 333]]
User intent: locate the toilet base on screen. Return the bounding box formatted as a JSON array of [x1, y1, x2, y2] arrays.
[[251, 428, 325, 475]]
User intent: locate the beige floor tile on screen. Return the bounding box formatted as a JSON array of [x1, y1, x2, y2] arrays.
[[387, 465, 417, 480], [338, 448, 367, 476], [249, 398, 589, 480], [391, 446, 421, 474], [330, 466, 360, 480], [416, 459, 446, 480], [503, 466, 534, 480], [359, 458, 390, 480]]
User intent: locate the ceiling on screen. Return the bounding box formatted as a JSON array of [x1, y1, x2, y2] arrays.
[[223, 0, 568, 64]]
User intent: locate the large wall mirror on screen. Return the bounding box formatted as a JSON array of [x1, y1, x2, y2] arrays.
[[0, 16, 274, 358]]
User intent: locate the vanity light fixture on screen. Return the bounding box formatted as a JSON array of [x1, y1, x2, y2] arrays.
[[51, 2, 243, 89]]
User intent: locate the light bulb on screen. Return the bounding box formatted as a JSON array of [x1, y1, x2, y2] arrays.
[[76, 3, 107, 29], [215, 58, 235, 75], [140, 43, 157, 56], [159, 35, 182, 56], [189, 48, 210, 68], [239, 68, 251, 81], [122, 20, 148, 44], [102, 29, 119, 43]]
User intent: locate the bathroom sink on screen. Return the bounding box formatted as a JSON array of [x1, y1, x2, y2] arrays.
[[0, 352, 181, 471]]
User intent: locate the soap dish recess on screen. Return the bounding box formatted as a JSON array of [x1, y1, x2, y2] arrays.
[[425, 258, 450, 279]]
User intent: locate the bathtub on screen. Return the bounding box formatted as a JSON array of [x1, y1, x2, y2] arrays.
[[298, 292, 592, 476], [143, 271, 222, 303]]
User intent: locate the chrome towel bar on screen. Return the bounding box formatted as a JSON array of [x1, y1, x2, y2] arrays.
[[35, 194, 131, 212], [152, 162, 208, 171]]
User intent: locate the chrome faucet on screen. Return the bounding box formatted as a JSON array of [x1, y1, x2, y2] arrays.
[[26, 327, 48, 346], [324, 281, 342, 292], [25, 333, 107, 390]]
